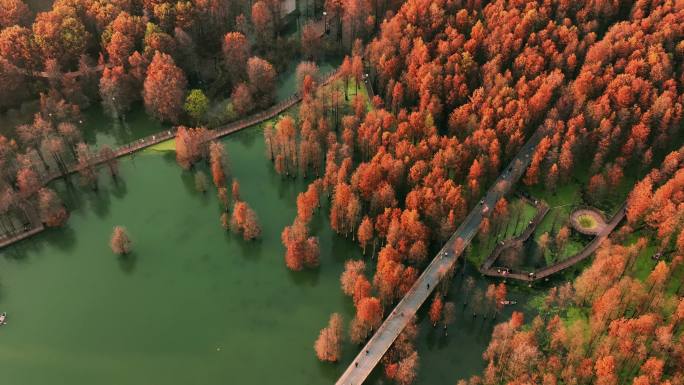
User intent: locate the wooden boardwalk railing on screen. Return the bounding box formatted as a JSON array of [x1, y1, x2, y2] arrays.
[[0, 224, 45, 248], [480, 198, 549, 272], [481, 202, 627, 282], [0, 70, 340, 250]]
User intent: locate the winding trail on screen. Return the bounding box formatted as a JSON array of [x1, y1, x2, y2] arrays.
[[479, 196, 549, 272], [481, 202, 626, 282], [335, 127, 547, 385], [0, 71, 338, 249]]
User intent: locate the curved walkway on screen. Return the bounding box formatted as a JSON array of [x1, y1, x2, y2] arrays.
[[481, 202, 627, 282], [0, 70, 338, 249], [479, 196, 549, 272], [335, 127, 548, 385]]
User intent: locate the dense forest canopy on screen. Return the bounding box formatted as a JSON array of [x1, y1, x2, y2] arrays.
[[299, 0, 683, 383], [0, 0, 682, 384]]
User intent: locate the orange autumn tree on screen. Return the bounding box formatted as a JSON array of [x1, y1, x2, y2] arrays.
[[209, 141, 229, 188], [143, 51, 187, 123], [175, 126, 209, 169], [230, 200, 261, 240], [38, 187, 68, 227], [350, 296, 383, 343], [222, 32, 250, 83], [357, 215, 374, 255], [428, 295, 443, 327], [110, 226, 132, 255], [281, 218, 319, 271], [314, 313, 343, 362], [0, 0, 30, 28]]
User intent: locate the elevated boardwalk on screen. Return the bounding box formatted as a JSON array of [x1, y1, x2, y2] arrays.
[[335, 127, 547, 385], [0, 224, 45, 249], [0, 71, 338, 250], [42, 70, 337, 185], [480, 196, 549, 272], [481, 202, 626, 282]]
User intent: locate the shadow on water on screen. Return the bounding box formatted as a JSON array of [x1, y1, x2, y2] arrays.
[[329, 233, 359, 263], [275, 174, 300, 200], [1, 240, 33, 262], [236, 237, 264, 261], [235, 127, 259, 147], [316, 357, 344, 382], [117, 252, 137, 274], [88, 186, 112, 219], [110, 177, 128, 199], [287, 266, 321, 287], [178, 169, 197, 195], [160, 151, 177, 164], [47, 225, 77, 252], [79, 103, 166, 147]]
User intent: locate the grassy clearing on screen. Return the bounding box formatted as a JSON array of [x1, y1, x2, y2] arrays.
[[564, 306, 589, 326], [468, 198, 538, 266], [528, 179, 583, 209], [544, 239, 585, 266], [144, 138, 176, 153], [621, 232, 659, 282], [529, 181, 582, 238], [577, 214, 598, 230]]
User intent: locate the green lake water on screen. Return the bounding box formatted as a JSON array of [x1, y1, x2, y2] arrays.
[[0, 126, 358, 384], [0, 108, 539, 384]]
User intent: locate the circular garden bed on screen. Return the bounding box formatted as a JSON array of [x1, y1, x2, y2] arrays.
[[570, 208, 607, 235]]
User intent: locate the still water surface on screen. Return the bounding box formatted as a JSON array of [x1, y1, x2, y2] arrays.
[[0, 112, 535, 384]]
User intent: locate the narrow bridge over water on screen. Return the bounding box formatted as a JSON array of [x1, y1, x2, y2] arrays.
[[0, 71, 339, 249], [335, 128, 547, 385]]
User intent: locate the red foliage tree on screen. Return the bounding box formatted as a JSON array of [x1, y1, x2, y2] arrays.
[[209, 141, 229, 188], [100, 65, 134, 117], [357, 216, 374, 255], [314, 313, 343, 362], [282, 218, 320, 270], [230, 200, 261, 240], [110, 226, 132, 255], [222, 32, 250, 83], [38, 187, 68, 227], [143, 51, 187, 123], [428, 296, 443, 326], [0, 0, 30, 28], [175, 126, 209, 169], [246, 56, 276, 108], [356, 296, 382, 330]]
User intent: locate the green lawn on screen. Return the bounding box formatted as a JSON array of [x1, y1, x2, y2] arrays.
[[577, 214, 599, 230], [544, 239, 584, 266], [529, 181, 582, 239], [144, 139, 176, 153], [468, 198, 537, 266], [630, 240, 658, 282], [525, 180, 590, 265]]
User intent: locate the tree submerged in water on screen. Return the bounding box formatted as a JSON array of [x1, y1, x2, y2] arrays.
[[229, 200, 261, 241], [110, 226, 132, 255], [314, 313, 343, 362]]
